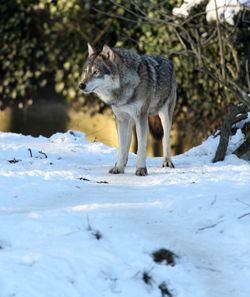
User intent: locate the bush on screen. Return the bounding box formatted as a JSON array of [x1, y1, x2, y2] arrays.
[[1, 0, 249, 137]]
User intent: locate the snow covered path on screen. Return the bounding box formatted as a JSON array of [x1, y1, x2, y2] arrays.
[[0, 131, 249, 297]]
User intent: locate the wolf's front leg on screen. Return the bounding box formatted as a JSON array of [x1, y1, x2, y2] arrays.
[[135, 115, 148, 176], [109, 118, 133, 174]]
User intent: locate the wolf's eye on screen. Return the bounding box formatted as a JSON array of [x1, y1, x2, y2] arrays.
[[93, 70, 99, 76]]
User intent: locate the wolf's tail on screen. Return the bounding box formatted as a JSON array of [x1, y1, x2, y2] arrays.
[[148, 115, 163, 140]]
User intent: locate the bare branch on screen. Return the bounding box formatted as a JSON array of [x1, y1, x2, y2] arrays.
[[196, 67, 250, 107], [246, 59, 250, 90], [92, 7, 138, 24], [226, 41, 240, 75], [92, 19, 113, 46], [214, 0, 226, 79]]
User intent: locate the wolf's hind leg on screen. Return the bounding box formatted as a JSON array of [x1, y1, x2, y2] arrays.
[[109, 118, 133, 174], [159, 106, 174, 169]]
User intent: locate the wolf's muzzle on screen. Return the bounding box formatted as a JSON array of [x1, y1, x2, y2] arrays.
[[79, 83, 86, 91]]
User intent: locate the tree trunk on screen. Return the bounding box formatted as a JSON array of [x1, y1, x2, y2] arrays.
[[213, 105, 248, 162], [233, 123, 250, 160]]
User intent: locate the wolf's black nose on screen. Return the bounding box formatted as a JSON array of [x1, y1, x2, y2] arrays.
[[79, 83, 86, 90]]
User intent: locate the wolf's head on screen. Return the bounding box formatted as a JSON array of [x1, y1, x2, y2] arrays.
[[79, 43, 120, 104]]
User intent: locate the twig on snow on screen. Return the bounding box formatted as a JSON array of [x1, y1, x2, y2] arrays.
[[235, 198, 250, 208], [8, 158, 20, 164], [38, 151, 48, 158], [210, 195, 217, 206], [79, 177, 109, 184], [28, 148, 33, 158], [196, 220, 223, 233], [237, 212, 250, 220]]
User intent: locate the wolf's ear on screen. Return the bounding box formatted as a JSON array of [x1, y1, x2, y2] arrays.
[[101, 44, 115, 61], [87, 43, 95, 57]]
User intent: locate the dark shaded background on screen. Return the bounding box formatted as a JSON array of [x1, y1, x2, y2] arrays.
[[0, 0, 249, 155]]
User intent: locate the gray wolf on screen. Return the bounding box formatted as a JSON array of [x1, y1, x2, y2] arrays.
[[79, 43, 176, 176]]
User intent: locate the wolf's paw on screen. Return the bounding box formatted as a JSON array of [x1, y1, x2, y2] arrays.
[[135, 167, 148, 176], [162, 159, 175, 168], [109, 166, 124, 174]]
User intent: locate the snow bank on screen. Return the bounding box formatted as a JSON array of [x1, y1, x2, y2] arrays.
[[173, 0, 250, 25], [0, 131, 249, 297], [173, 0, 204, 17]]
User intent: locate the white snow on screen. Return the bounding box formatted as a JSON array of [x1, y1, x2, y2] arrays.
[[0, 130, 250, 297], [173, 0, 204, 17], [206, 0, 241, 25], [173, 0, 250, 25]]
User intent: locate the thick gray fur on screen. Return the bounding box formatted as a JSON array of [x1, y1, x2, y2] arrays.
[[79, 44, 176, 175]]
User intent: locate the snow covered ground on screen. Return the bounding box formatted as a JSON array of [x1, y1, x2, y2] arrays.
[[0, 130, 250, 297]]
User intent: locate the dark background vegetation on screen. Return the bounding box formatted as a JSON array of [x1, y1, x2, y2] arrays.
[[0, 0, 250, 153]]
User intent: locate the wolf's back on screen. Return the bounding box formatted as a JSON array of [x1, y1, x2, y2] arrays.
[[113, 48, 175, 140]]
